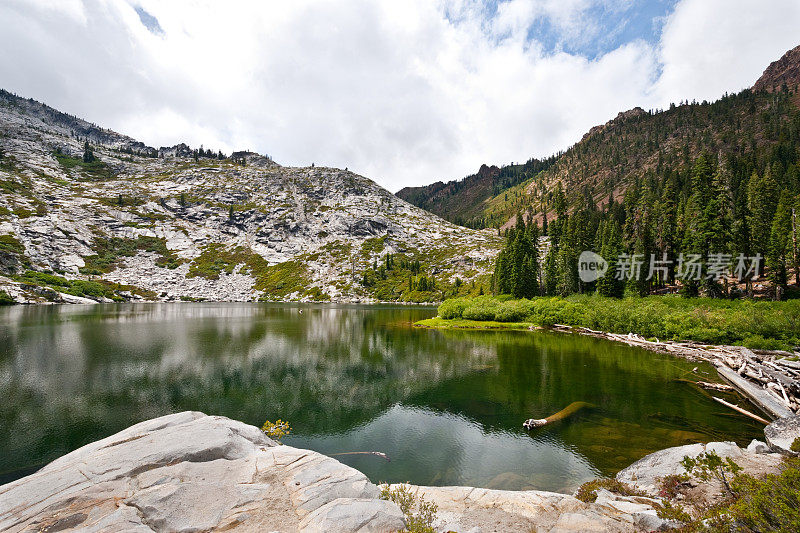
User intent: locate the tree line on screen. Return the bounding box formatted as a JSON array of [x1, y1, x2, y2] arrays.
[[493, 147, 800, 300]]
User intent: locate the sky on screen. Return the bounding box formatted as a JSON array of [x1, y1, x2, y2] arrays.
[[1, 1, 799, 192]]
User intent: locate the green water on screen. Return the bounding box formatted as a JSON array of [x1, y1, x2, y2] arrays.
[[0, 303, 762, 492]]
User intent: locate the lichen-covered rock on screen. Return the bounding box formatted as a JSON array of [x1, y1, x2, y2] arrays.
[[764, 414, 800, 455]]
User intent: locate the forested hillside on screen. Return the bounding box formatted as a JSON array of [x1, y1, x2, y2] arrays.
[[396, 157, 557, 228], [401, 45, 800, 235]]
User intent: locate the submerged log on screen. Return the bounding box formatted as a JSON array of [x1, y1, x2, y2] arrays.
[[675, 379, 734, 392], [523, 401, 595, 430]]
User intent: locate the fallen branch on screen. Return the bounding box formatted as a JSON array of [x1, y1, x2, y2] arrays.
[[712, 396, 769, 425]]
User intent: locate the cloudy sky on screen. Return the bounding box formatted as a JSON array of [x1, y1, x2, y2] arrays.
[[1, 1, 799, 191]]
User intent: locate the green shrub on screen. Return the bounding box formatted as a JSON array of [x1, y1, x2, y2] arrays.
[[690, 458, 800, 532], [438, 297, 469, 319], [0, 234, 24, 255], [81, 236, 180, 274], [379, 484, 437, 533], [53, 151, 112, 180], [462, 296, 500, 321], [0, 289, 14, 305], [494, 299, 534, 322], [432, 295, 800, 350]]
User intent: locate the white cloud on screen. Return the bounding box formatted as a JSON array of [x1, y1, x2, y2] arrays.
[[655, 0, 800, 103], [0, 0, 799, 192]]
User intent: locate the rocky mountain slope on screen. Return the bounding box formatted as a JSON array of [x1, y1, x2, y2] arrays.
[[399, 45, 800, 229], [0, 90, 500, 303]]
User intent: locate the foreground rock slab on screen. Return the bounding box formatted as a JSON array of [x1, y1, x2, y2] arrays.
[[392, 485, 643, 532], [1, 412, 671, 532], [0, 412, 403, 532]]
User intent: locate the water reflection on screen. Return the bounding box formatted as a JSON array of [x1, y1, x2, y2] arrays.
[[0, 303, 761, 491]]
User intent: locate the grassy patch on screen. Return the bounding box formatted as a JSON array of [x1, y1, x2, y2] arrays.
[[187, 243, 245, 280], [53, 151, 112, 180], [428, 294, 800, 350], [417, 316, 532, 330], [0, 234, 24, 255], [81, 236, 181, 274], [253, 260, 313, 299], [17, 270, 156, 301], [188, 244, 321, 300], [361, 235, 387, 255]]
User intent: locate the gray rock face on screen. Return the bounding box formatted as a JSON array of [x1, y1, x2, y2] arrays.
[[0, 91, 502, 304], [298, 498, 405, 532], [764, 414, 800, 455]]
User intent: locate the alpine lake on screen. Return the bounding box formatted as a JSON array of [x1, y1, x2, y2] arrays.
[[0, 303, 762, 492]]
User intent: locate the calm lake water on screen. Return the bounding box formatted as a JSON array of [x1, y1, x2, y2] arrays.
[[0, 303, 762, 492]]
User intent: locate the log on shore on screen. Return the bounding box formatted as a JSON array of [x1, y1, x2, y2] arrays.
[[716, 364, 794, 420]]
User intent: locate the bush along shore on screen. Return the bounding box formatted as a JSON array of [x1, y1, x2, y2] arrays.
[[418, 295, 800, 417]]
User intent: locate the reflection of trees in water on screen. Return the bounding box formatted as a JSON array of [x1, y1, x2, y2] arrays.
[[0, 304, 763, 484], [0, 304, 494, 479], [407, 329, 762, 475]]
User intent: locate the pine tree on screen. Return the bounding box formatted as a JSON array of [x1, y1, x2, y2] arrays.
[[82, 141, 95, 163], [767, 190, 793, 299], [747, 168, 780, 259]]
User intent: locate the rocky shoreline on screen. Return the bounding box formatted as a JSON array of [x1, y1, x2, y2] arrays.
[[1, 411, 797, 532]]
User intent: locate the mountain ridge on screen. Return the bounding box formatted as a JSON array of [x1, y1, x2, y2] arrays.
[[0, 90, 499, 304], [397, 45, 800, 229]]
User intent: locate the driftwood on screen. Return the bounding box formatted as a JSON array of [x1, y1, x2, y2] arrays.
[[550, 324, 800, 419], [523, 401, 595, 430], [716, 365, 794, 420], [328, 451, 390, 462], [712, 396, 769, 425], [676, 379, 734, 392]]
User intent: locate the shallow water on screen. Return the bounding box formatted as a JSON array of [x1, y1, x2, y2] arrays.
[[0, 303, 761, 491]]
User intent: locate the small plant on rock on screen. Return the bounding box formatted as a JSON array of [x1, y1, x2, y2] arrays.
[[681, 451, 741, 497], [656, 473, 691, 499], [379, 483, 438, 533], [261, 419, 291, 441], [574, 478, 645, 503]]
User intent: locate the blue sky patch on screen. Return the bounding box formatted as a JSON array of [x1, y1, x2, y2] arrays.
[[134, 6, 164, 36]]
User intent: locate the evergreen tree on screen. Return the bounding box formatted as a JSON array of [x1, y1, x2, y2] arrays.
[[747, 168, 780, 259], [768, 190, 793, 299], [82, 141, 95, 163]]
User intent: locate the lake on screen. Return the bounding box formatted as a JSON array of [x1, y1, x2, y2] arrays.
[[0, 303, 762, 492]]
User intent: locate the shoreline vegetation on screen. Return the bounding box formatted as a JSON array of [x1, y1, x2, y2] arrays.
[[418, 294, 800, 417], [418, 294, 800, 351]]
